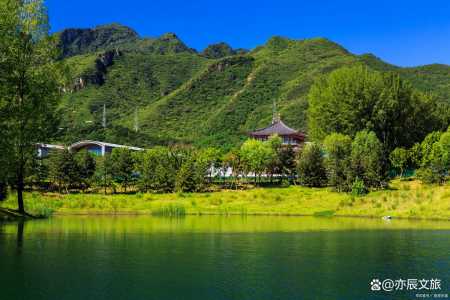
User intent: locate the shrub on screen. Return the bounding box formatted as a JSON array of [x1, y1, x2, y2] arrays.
[[416, 167, 445, 185], [390, 147, 409, 177], [351, 178, 368, 196]]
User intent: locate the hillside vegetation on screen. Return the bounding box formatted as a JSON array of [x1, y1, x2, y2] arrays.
[[55, 24, 450, 149]]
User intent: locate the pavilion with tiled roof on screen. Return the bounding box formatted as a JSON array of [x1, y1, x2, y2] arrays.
[[249, 114, 306, 146]]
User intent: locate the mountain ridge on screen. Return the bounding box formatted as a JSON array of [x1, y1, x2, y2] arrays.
[[55, 23, 450, 149]]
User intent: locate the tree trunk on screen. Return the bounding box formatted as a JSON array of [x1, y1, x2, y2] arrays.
[[17, 165, 25, 214]]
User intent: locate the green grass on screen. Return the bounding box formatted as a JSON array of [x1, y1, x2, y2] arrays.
[[2, 180, 449, 220]]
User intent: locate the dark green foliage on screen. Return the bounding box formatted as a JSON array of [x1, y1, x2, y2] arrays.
[[135, 147, 177, 193], [0, 181, 7, 201], [175, 148, 219, 192], [415, 129, 450, 184], [351, 178, 368, 196], [76, 150, 96, 190], [48, 150, 80, 192], [27, 156, 49, 188], [297, 143, 327, 187], [323, 133, 353, 192], [350, 130, 385, 188], [110, 148, 135, 192], [308, 66, 442, 152], [419, 131, 442, 167], [58, 23, 138, 58], [201, 42, 236, 59], [175, 158, 200, 192], [93, 154, 115, 194], [390, 148, 409, 177], [277, 145, 297, 181]]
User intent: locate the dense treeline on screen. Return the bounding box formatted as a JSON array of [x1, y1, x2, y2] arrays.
[[4, 125, 450, 200], [2, 133, 384, 196], [308, 65, 444, 153], [21, 136, 293, 194], [390, 127, 450, 184]]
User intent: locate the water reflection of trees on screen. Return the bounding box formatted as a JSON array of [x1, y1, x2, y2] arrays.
[[16, 220, 24, 254]]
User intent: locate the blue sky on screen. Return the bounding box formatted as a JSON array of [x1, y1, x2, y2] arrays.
[[46, 0, 450, 67]]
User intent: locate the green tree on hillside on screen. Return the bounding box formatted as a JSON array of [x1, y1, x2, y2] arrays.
[[308, 65, 440, 152], [0, 0, 63, 213]]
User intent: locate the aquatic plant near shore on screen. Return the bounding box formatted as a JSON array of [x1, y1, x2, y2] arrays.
[[152, 203, 186, 216]]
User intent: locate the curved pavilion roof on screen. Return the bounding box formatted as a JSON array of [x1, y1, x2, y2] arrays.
[[249, 119, 306, 139]]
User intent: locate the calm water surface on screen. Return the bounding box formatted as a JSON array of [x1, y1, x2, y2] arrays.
[[0, 216, 449, 300]]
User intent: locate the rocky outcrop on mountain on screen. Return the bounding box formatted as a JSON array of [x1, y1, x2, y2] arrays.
[[73, 49, 122, 91], [59, 23, 138, 58], [201, 42, 238, 59]]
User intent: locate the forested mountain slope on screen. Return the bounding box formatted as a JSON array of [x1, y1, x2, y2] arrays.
[[55, 24, 450, 149]]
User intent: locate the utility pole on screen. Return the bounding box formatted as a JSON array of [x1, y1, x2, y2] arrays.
[[134, 108, 139, 133], [272, 99, 278, 124], [102, 104, 106, 128]]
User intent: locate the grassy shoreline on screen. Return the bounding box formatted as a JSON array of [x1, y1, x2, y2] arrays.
[[1, 180, 449, 220]]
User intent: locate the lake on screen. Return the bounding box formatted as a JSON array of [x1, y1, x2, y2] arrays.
[[0, 216, 449, 300]]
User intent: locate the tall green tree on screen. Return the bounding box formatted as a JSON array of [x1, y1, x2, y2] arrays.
[[419, 131, 442, 168], [297, 143, 327, 187], [75, 150, 96, 191], [175, 155, 207, 193], [350, 130, 384, 188], [277, 145, 297, 183], [240, 139, 275, 184], [94, 153, 114, 194], [323, 133, 352, 191], [222, 148, 243, 189], [308, 65, 440, 152], [0, 0, 62, 213], [135, 147, 177, 193], [110, 148, 135, 192], [48, 150, 80, 193]]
